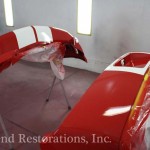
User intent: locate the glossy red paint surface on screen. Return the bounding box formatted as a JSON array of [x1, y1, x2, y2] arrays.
[[41, 71, 143, 150], [40, 52, 150, 150], [50, 27, 73, 43], [0, 32, 19, 54]]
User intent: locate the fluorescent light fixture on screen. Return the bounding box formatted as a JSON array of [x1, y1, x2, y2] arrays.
[[77, 0, 92, 35], [4, 0, 14, 26]]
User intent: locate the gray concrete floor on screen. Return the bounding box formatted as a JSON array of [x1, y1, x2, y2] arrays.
[[0, 60, 99, 150]]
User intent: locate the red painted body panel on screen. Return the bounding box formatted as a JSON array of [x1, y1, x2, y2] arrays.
[[0, 26, 87, 73], [0, 32, 18, 72], [40, 52, 150, 150], [0, 32, 18, 54], [50, 27, 73, 43], [50, 27, 87, 61], [115, 53, 150, 67]]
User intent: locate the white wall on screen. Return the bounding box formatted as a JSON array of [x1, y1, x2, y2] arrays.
[[1, 0, 150, 73]]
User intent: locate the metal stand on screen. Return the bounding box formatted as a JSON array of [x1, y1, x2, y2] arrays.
[[45, 76, 71, 110], [60, 81, 71, 110], [0, 114, 14, 150], [45, 76, 56, 102]]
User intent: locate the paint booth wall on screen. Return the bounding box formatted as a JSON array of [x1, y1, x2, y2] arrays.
[[1, 0, 150, 73]]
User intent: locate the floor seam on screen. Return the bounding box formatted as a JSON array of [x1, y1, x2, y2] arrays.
[[2, 116, 39, 136]]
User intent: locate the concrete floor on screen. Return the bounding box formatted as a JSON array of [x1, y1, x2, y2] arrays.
[[0, 60, 99, 150]]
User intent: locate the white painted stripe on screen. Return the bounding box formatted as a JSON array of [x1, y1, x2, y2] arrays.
[[33, 26, 53, 43], [105, 52, 150, 75], [13, 26, 36, 49]]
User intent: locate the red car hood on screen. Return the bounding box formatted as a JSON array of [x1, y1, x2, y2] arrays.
[[41, 52, 150, 150], [41, 71, 143, 150]]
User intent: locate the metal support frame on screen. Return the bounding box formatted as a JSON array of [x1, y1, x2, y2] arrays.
[[60, 80, 71, 110], [45, 76, 56, 102], [0, 114, 14, 150], [45, 76, 71, 110]]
